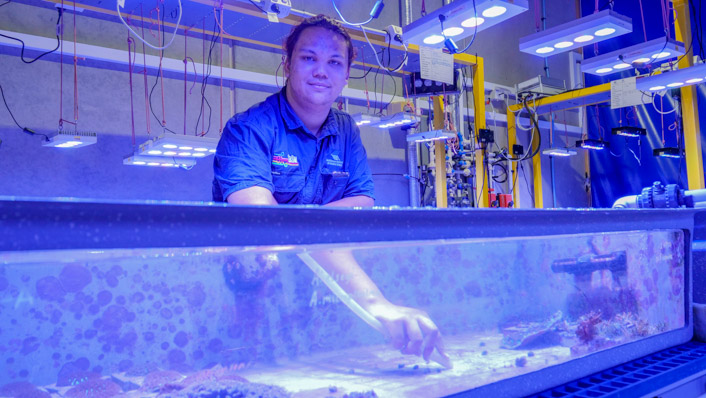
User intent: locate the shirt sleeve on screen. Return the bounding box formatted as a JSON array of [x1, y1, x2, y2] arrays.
[[213, 116, 274, 202], [343, 123, 375, 201]]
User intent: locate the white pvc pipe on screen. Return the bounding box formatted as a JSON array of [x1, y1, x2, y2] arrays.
[[297, 252, 453, 369]]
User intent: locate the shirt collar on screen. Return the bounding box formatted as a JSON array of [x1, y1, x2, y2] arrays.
[[278, 87, 338, 139]]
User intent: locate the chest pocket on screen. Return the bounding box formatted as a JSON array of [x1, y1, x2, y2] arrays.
[[321, 169, 350, 203], [272, 166, 305, 193]]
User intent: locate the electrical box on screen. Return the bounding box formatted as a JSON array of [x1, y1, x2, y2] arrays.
[[404, 69, 460, 97], [264, 0, 290, 18], [516, 75, 567, 97], [478, 128, 494, 144]]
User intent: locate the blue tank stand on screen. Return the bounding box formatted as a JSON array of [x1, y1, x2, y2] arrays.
[[523, 341, 706, 398]]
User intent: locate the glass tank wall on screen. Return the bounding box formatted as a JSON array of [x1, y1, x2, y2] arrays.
[[0, 227, 689, 397]]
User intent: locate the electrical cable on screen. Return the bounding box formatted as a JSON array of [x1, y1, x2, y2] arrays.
[[247, 0, 267, 14], [652, 92, 677, 114], [117, 0, 182, 51], [0, 83, 50, 140], [331, 0, 380, 26], [360, 25, 407, 72], [194, 15, 219, 136], [0, 0, 11, 8], [0, 7, 62, 64], [439, 0, 477, 54]]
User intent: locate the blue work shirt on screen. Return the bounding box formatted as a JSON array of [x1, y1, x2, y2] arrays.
[[212, 88, 375, 204]]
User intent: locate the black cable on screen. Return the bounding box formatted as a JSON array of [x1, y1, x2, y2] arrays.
[[0, 83, 50, 140], [148, 4, 177, 135], [248, 0, 267, 13], [0, 0, 11, 8], [350, 65, 373, 79], [0, 82, 23, 130], [491, 162, 508, 183], [0, 8, 62, 64], [194, 13, 220, 135], [519, 163, 534, 207]]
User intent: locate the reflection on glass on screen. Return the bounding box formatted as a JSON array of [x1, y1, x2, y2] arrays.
[[0, 230, 685, 397]]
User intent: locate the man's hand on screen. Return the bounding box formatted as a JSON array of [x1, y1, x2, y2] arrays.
[[365, 300, 448, 364]]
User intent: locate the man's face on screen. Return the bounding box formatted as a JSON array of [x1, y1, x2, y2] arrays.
[[285, 26, 350, 110]]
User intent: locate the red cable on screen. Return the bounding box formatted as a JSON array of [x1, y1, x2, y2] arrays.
[[201, 17, 206, 136], [184, 27, 188, 135], [141, 3, 151, 135], [158, 5, 166, 128], [72, 0, 78, 124], [59, 0, 64, 129], [219, 3, 224, 134], [638, 0, 648, 42], [128, 36, 136, 147]]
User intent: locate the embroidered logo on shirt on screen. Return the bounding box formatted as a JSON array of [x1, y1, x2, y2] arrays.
[[325, 151, 343, 168], [272, 152, 299, 168]]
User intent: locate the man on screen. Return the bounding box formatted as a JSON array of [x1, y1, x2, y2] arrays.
[[213, 15, 449, 366]]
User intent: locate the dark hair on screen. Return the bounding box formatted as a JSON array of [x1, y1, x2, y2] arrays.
[[284, 14, 355, 67]]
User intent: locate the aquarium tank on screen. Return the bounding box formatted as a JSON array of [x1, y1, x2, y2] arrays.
[[0, 198, 695, 397]]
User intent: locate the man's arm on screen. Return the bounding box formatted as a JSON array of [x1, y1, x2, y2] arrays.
[[226, 186, 278, 205], [310, 249, 447, 363], [324, 195, 374, 207]]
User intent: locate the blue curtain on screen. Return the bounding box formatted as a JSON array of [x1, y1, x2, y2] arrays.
[[580, 0, 704, 207]]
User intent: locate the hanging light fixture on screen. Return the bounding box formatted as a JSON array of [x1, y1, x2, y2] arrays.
[[520, 9, 632, 57], [406, 130, 456, 143], [635, 63, 706, 92], [123, 154, 197, 168], [42, 131, 97, 148], [582, 37, 685, 76], [402, 0, 529, 49], [575, 139, 609, 150], [135, 135, 218, 158], [542, 147, 577, 157]]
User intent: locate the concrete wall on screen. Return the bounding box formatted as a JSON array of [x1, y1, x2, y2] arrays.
[[0, 0, 583, 207]]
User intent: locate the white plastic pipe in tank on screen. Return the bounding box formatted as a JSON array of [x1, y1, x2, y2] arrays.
[[612, 195, 639, 208], [686, 189, 706, 208], [297, 252, 453, 369]]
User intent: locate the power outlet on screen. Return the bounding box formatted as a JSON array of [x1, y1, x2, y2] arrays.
[[264, 0, 291, 18], [385, 25, 403, 44]]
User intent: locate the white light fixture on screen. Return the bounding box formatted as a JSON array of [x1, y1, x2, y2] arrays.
[[351, 113, 381, 126], [402, 0, 529, 49], [406, 130, 456, 143], [542, 147, 577, 157], [636, 62, 706, 92], [373, 112, 419, 129], [42, 131, 97, 148], [582, 37, 685, 76], [136, 134, 219, 158], [123, 154, 196, 168], [520, 9, 632, 57]]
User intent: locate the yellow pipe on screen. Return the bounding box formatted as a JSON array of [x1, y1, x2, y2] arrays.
[[433, 96, 447, 208], [673, 0, 705, 189], [507, 109, 519, 207], [473, 58, 489, 208]]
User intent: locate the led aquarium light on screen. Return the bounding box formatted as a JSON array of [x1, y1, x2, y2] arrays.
[[612, 126, 646, 137], [373, 112, 419, 129], [542, 147, 577, 157], [123, 154, 197, 168], [42, 131, 97, 148], [402, 0, 529, 49], [636, 62, 706, 92], [351, 113, 381, 126], [520, 10, 632, 57], [575, 139, 609, 150], [406, 129, 456, 143], [136, 134, 218, 158], [582, 37, 685, 76], [653, 147, 683, 158]]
